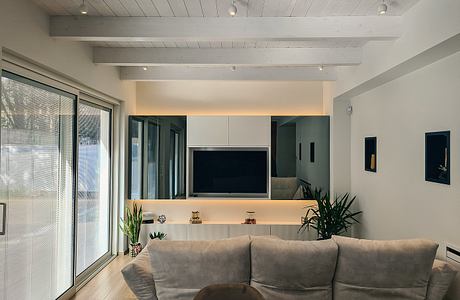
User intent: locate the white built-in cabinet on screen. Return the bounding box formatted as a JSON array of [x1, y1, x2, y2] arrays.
[[187, 116, 228, 146], [139, 223, 315, 246], [228, 116, 271, 146], [187, 116, 271, 147]]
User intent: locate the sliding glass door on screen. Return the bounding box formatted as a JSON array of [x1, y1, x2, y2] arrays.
[[76, 101, 112, 279], [0, 71, 76, 299], [0, 67, 115, 299]]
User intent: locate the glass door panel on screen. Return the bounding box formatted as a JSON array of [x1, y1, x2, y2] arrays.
[[76, 102, 111, 276], [0, 71, 75, 299], [147, 123, 159, 199], [129, 119, 143, 200]]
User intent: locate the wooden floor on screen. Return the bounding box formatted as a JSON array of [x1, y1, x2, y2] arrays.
[[71, 254, 136, 300]]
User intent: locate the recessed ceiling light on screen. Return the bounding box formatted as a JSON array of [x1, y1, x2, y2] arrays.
[[378, 1, 388, 15], [228, 0, 237, 17], [79, 0, 88, 15]]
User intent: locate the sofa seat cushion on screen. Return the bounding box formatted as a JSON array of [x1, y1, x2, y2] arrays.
[[147, 236, 251, 300], [426, 259, 457, 300], [250, 238, 338, 300], [332, 236, 438, 300]]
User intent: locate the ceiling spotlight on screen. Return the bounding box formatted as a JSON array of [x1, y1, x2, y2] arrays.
[[231, 66, 237, 71], [79, 0, 88, 15], [318, 65, 324, 71], [378, 1, 388, 15], [143, 67, 148, 71], [228, 0, 237, 17]]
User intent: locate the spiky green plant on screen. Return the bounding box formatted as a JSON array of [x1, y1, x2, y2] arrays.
[[120, 203, 143, 245], [299, 189, 362, 240], [149, 232, 167, 240]]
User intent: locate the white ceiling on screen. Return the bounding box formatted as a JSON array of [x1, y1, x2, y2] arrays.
[[33, 0, 419, 18], [34, 0, 421, 80]]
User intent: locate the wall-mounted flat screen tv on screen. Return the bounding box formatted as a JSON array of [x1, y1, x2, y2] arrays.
[[190, 148, 269, 198]]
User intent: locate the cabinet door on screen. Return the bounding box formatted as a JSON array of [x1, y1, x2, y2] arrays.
[[228, 116, 271, 146], [229, 224, 270, 237], [270, 225, 315, 241], [187, 116, 228, 146], [188, 224, 229, 240]]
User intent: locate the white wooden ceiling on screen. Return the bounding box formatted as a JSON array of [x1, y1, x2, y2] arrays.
[[34, 0, 420, 80], [89, 40, 367, 49], [33, 0, 418, 17]]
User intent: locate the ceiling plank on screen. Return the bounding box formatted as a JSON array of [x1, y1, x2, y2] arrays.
[[168, 0, 189, 16], [247, 0, 264, 17], [200, 0, 218, 16], [120, 66, 337, 81], [151, 0, 174, 16], [93, 47, 361, 66], [135, 0, 160, 16], [50, 16, 402, 42], [184, 0, 203, 16]]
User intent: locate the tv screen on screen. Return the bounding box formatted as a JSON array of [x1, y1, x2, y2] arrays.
[[192, 149, 268, 196]]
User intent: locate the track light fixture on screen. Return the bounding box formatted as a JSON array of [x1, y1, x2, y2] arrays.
[[143, 67, 148, 71], [231, 66, 237, 71], [79, 0, 88, 15], [318, 65, 324, 71], [228, 0, 237, 17], [378, 1, 388, 15]]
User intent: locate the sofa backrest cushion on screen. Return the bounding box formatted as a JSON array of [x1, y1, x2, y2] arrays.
[[250, 238, 338, 300], [121, 245, 157, 300], [332, 235, 438, 300], [147, 235, 251, 300], [426, 259, 457, 300]]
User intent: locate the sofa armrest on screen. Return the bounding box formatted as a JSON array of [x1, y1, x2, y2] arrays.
[[426, 259, 457, 300], [121, 248, 157, 300]]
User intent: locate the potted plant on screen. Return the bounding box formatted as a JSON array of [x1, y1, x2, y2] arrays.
[[299, 189, 362, 240], [149, 232, 167, 240], [120, 203, 143, 257]]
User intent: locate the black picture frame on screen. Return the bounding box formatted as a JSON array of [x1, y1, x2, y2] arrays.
[[365, 137, 377, 172], [425, 131, 450, 185]]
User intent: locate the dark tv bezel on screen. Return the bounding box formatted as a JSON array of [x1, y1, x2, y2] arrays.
[[189, 147, 270, 198]]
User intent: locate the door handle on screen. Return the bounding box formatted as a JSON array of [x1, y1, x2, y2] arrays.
[[0, 203, 5, 235]]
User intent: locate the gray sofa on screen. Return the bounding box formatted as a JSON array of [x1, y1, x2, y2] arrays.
[[122, 235, 457, 300]]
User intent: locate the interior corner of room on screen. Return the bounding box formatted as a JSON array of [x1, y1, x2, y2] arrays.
[[0, 0, 459, 299]]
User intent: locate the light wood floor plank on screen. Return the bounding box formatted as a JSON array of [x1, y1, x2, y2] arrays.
[[71, 254, 136, 300]]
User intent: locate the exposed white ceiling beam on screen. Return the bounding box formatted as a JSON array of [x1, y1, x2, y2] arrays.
[[94, 47, 361, 66], [120, 66, 337, 81], [50, 16, 402, 42]]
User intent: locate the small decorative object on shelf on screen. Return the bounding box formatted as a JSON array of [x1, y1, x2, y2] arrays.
[[142, 211, 154, 224], [243, 211, 256, 224], [157, 214, 167, 224], [150, 231, 167, 240], [190, 211, 202, 224]]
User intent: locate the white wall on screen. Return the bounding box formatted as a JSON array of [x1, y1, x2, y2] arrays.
[[350, 51, 460, 256], [136, 81, 324, 115], [335, 0, 460, 98], [0, 0, 136, 102], [331, 98, 351, 196]]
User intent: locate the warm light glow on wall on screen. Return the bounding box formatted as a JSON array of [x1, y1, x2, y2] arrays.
[[135, 81, 326, 115], [127, 199, 316, 224]]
